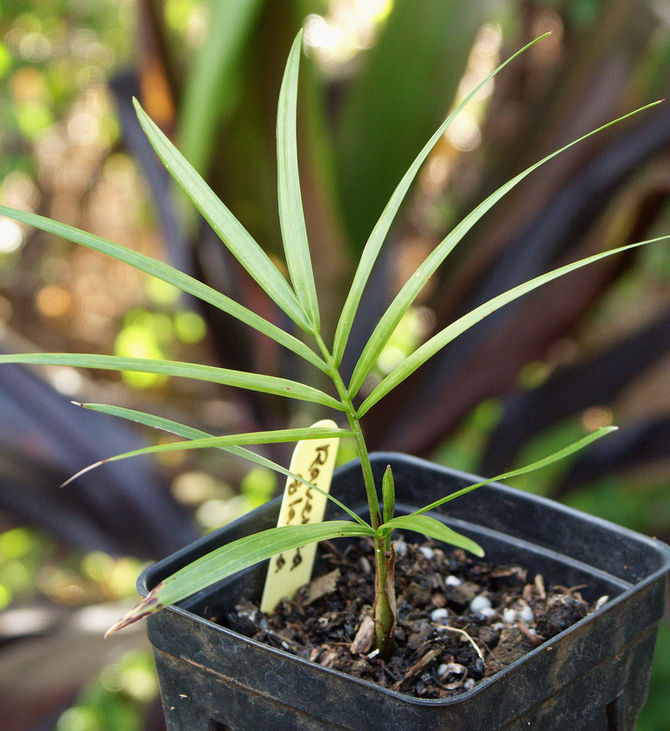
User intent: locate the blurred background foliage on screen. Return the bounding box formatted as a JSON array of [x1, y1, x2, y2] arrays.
[[0, 0, 669, 728]]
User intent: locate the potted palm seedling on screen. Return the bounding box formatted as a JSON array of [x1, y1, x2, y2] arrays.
[[1, 31, 669, 730]]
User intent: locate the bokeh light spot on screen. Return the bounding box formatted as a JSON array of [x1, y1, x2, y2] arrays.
[[0, 527, 33, 558], [0, 217, 25, 253], [35, 284, 72, 317], [174, 310, 206, 344]]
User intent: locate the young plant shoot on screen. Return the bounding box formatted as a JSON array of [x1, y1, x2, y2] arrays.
[[0, 31, 667, 656]]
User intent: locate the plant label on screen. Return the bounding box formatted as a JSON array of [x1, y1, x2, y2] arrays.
[[260, 419, 340, 613]]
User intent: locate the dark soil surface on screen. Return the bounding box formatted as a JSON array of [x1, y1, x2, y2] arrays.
[[230, 537, 606, 699]]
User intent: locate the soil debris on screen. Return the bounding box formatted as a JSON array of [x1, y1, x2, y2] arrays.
[[303, 568, 341, 606], [230, 538, 600, 699]]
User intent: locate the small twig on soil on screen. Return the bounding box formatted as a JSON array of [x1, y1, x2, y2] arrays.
[[439, 624, 485, 664], [392, 648, 442, 690], [517, 621, 544, 648]]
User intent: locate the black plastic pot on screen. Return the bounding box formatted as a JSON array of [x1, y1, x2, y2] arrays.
[[140, 453, 670, 730]]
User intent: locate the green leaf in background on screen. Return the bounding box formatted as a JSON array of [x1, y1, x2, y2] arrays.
[[0, 205, 327, 373], [0, 353, 342, 410], [277, 30, 320, 331], [334, 0, 491, 251], [105, 519, 374, 636], [133, 99, 312, 332], [178, 0, 264, 177], [379, 514, 484, 557]]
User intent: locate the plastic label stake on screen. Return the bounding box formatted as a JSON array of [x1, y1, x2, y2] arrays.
[[260, 419, 340, 613]]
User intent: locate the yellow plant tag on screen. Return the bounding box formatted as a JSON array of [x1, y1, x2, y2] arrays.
[[260, 419, 340, 614]]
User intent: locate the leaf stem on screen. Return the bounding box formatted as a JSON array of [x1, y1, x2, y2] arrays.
[[314, 334, 382, 530]]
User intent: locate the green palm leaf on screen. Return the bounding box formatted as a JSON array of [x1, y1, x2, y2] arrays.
[[132, 99, 312, 332], [0, 353, 342, 410], [348, 101, 663, 398], [76, 402, 366, 527], [106, 520, 374, 636], [409, 426, 617, 516], [65, 426, 350, 483], [277, 30, 320, 330], [357, 237, 670, 416], [331, 34, 550, 366], [0, 205, 327, 372], [379, 515, 483, 557]]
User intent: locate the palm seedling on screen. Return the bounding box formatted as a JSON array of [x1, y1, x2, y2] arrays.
[[0, 32, 667, 656]]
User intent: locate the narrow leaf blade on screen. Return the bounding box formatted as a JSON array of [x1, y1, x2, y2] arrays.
[[132, 99, 311, 331], [382, 465, 395, 524], [0, 206, 327, 372], [358, 236, 670, 415], [380, 515, 483, 557], [106, 520, 374, 635], [332, 34, 551, 365], [67, 427, 351, 483], [410, 426, 618, 516], [348, 101, 663, 398], [76, 403, 366, 526], [277, 31, 320, 330], [0, 353, 343, 410]]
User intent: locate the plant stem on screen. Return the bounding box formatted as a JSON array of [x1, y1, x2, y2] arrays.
[[315, 335, 381, 528], [373, 533, 396, 657], [315, 333, 394, 653]]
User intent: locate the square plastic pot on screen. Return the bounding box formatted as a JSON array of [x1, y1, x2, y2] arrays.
[[139, 453, 670, 730]]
